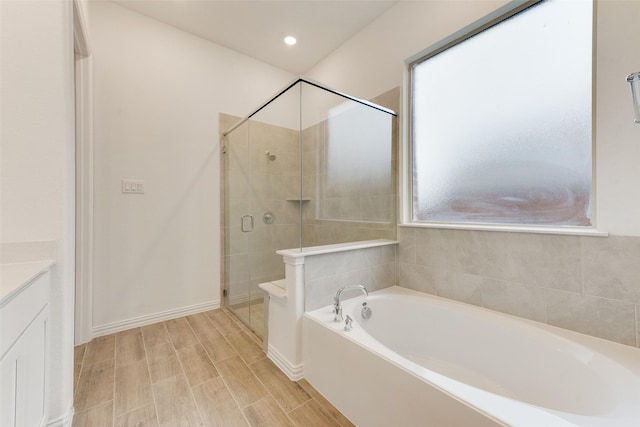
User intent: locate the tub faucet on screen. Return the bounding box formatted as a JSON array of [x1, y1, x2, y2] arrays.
[[343, 315, 354, 331], [334, 285, 368, 322]]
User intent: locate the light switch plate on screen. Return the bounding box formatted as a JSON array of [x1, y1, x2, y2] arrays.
[[122, 179, 144, 194]]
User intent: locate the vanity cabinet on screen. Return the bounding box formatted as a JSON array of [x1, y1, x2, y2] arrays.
[[1, 269, 50, 427]]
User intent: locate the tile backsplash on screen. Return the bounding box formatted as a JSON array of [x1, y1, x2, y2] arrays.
[[304, 245, 397, 311], [397, 227, 640, 348]]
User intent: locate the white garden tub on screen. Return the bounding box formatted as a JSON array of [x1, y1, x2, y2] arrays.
[[303, 286, 640, 426]]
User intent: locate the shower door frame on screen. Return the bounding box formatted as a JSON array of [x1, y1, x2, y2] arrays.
[[221, 119, 261, 336]]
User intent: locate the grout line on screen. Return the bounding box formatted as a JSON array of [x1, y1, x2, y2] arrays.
[[73, 399, 115, 417], [114, 332, 120, 368], [115, 402, 154, 421], [142, 323, 160, 426], [552, 287, 639, 305], [73, 400, 115, 423], [285, 398, 310, 414], [73, 344, 87, 400], [111, 334, 118, 426]]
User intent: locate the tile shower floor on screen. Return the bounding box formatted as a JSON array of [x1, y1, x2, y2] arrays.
[[73, 308, 353, 427]]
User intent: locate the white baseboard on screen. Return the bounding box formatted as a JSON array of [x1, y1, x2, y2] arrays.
[[92, 300, 221, 338], [267, 344, 304, 381], [46, 402, 73, 427]]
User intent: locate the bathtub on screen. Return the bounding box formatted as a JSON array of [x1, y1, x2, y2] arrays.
[[303, 286, 640, 426]]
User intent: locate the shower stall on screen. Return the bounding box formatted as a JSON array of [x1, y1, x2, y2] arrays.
[[221, 78, 397, 337]]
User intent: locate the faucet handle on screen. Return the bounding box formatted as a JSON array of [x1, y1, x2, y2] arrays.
[[344, 315, 353, 331], [361, 301, 372, 319]]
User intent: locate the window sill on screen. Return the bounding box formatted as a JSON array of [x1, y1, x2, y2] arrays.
[[399, 222, 608, 237]]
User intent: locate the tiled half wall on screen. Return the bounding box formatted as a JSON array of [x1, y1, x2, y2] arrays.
[[304, 245, 397, 311], [397, 227, 640, 348]]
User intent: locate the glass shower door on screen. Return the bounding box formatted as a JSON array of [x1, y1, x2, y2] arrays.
[[223, 83, 303, 338], [223, 120, 261, 335]]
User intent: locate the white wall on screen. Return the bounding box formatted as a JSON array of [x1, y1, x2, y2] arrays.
[[87, 1, 294, 332], [307, 0, 640, 237], [594, 0, 640, 236], [306, 1, 507, 102], [1, 0, 76, 422]]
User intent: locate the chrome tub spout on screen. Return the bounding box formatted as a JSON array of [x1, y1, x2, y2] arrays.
[[333, 285, 368, 322]]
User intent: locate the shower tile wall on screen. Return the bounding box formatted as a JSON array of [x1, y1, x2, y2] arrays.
[[249, 119, 301, 281], [304, 245, 397, 311], [397, 227, 640, 348]]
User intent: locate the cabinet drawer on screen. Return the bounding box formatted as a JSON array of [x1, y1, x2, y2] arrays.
[[0, 271, 50, 358]]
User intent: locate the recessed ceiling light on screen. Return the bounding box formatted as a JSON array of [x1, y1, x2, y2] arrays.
[[284, 36, 297, 46]]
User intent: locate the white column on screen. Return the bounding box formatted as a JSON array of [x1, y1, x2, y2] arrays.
[[262, 255, 306, 380]]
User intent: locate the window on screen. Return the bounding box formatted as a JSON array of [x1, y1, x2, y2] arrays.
[[409, 0, 593, 227]]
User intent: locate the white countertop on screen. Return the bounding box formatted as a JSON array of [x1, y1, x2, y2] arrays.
[[1, 261, 54, 304]]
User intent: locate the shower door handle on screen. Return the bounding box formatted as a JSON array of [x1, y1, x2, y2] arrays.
[[241, 215, 254, 232]]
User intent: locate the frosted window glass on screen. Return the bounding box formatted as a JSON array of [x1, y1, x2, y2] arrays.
[[411, 0, 592, 226]]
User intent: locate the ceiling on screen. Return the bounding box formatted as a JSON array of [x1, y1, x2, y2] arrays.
[[112, 0, 398, 75]]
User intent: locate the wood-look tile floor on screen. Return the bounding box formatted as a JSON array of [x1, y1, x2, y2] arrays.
[[73, 308, 354, 427]]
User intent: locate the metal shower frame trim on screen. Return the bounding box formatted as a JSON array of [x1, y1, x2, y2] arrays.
[[222, 77, 397, 137]]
